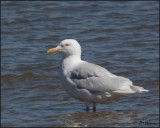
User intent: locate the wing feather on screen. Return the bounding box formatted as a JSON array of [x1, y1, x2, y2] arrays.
[[68, 62, 133, 93]]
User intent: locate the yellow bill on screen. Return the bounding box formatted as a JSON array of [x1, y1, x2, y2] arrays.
[[47, 48, 60, 54]]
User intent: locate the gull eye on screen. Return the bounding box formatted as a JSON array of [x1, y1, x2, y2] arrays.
[[65, 44, 70, 46]]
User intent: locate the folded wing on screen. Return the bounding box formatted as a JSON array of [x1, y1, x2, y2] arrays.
[[68, 62, 137, 94]]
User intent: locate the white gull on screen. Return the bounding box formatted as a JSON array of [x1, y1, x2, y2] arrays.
[[47, 39, 148, 112]]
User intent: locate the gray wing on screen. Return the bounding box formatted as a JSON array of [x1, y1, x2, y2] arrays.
[[68, 61, 133, 93]]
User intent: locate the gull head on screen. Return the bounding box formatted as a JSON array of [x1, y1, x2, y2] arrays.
[[47, 39, 81, 57]]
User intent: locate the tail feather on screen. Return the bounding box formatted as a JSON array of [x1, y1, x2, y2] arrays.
[[130, 85, 149, 93]]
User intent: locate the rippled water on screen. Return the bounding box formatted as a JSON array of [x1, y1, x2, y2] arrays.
[[1, 1, 159, 127]]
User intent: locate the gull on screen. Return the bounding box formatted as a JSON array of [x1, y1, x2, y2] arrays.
[[47, 39, 148, 112]]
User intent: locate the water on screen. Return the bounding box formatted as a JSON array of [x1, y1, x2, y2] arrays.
[[1, 1, 159, 127]]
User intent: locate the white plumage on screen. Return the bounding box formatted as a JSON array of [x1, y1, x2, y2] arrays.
[[47, 39, 148, 111]]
